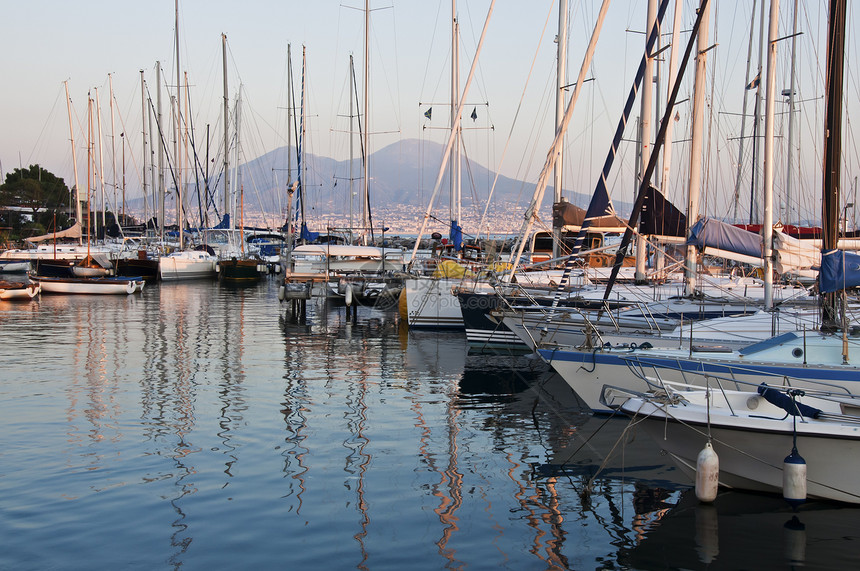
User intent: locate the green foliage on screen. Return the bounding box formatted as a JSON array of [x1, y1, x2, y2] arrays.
[[0, 164, 74, 238]]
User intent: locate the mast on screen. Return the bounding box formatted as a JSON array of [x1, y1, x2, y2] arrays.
[[684, 0, 710, 295], [286, 44, 294, 235], [95, 88, 106, 234], [784, 0, 799, 225], [157, 61, 165, 242], [761, 0, 780, 309], [409, 0, 497, 266], [507, 0, 612, 274], [175, 0, 184, 249], [551, 0, 568, 260], [349, 54, 355, 239], [64, 81, 83, 242], [300, 45, 307, 237], [223, 33, 230, 222], [635, 0, 658, 284], [450, 0, 461, 240], [236, 87, 244, 253], [140, 70, 149, 228], [362, 0, 370, 245], [87, 92, 93, 257], [731, 0, 759, 222], [109, 74, 118, 232], [821, 0, 846, 329], [750, 0, 767, 224]]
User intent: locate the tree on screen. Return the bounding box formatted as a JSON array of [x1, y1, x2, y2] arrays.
[[0, 164, 74, 237]]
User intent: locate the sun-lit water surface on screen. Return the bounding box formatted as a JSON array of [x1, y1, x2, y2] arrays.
[[1, 278, 858, 570]]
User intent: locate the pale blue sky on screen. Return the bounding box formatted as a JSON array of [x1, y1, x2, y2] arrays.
[[0, 1, 852, 225]]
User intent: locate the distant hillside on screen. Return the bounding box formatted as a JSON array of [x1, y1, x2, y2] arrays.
[[238, 138, 594, 216]]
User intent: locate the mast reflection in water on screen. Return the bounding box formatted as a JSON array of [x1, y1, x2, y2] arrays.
[[2, 280, 858, 569]]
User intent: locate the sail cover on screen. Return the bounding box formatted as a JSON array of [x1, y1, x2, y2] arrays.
[[25, 222, 83, 243], [687, 218, 761, 259], [773, 231, 820, 274], [639, 185, 686, 237], [819, 249, 860, 293]]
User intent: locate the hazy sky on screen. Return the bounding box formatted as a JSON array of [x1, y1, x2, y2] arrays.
[[0, 1, 853, 225]]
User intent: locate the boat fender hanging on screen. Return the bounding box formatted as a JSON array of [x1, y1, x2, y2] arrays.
[[783, 446, 807, 506], [695, 442, 719, 503], [345, 285, 353, 306], [757, 384, 822, 418], [278, 285, 286, 302]]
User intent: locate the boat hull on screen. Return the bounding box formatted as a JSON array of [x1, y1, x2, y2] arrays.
[[621, 392, 860, 504], [403, 277, 464, 329], [159, 252, 216, 281], [539, 332, 860, 413], [0, 282, 40, 300], [32, 276, 144, 295]]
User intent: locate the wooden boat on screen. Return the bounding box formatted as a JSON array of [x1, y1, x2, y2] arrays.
[[31, 275, 144, 295], [216, 256, 265, 285], [0, 280, 40, 300]]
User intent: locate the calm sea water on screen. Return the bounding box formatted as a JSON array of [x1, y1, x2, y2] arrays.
[[1, 277, 858, 570]]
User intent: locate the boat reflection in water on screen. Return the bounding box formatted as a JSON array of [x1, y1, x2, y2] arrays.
[[620, 489, 860, 569]]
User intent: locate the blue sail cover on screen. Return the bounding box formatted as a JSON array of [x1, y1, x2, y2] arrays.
[[213, 213, 231, 229], [686, 218, 761, 259], [819, 249, 860, 293], [300, 222, 319, 243], [450, 220, 463, 251]]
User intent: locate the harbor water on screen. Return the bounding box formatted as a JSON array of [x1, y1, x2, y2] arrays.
[[1, 278, 858, 570]]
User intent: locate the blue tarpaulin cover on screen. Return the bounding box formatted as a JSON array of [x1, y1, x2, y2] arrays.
[[819, 249, 860, 293], [686, 218, 762, 259]]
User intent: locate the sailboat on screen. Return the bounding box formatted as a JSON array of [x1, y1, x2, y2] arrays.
[[32, 92, 145, 295], [401, 0, 499, 328], [570, 0, 860, 415], [215, 41, 264, 286]]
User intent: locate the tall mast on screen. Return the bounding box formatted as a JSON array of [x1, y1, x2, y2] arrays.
[[451, 0, 461, 231], [761, 0, 780, 309], [300, 46, 307, 234], [157, 61, 165, 242], [140, 70, 149, 228], [731, 0, 759, 222], [95, 88, 106, 233], [223, 33, 230, 221], [551, 0, 568, 260], [349, 54, 355, 239], [684, 0, 710, 295], [109, 73, 118, 231], [87, 93, 93, 257], [286, 43, 293, 196], [821, 0, 846, 328], [362, 0, 370, 245], [409, 0, 497, 266], [64, 81, 83, 243], [784, 0, 799, 225], [750, 0, 767, 224], [175, 0, 184, 249], [236, 87, 244, 251], [635, 0, 658, 283]]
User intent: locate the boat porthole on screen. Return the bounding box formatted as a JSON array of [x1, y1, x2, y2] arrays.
[[792, 347, 803, 358]]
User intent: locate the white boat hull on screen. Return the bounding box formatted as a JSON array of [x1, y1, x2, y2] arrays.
[[33, 276, 144, 295], [0, 282, 40, 299], [616, 388, 860, 504], [403, 277, 464, 328], [159, 252, 217, 281], [540, 331, 860, 412]]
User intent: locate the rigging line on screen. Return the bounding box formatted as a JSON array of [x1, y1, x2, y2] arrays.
[[477, 0, 558, 240]]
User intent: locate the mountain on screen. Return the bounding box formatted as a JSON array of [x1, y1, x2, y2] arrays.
[[239, 138, 592, 216]]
